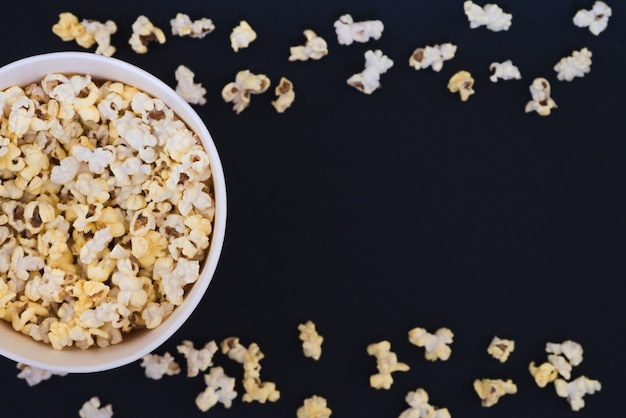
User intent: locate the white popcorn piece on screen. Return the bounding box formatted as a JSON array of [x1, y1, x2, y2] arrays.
[[447, 71, 475, 102], [546, 340, 584, 366], [221, 337, 281, 403], [221, 70, 270, 114], [170, 13, 215, 38], [230, 20, 257, 52], [347, 49, 394, 95], [554, 48, 592, 82], [548, 354, 573, 380], [297, 395, 332, 418], [140, 352, 181, 380], [334, 14, 383, 45], [489, 60, 522, 82], [177, 339, 218, 377], [174, 65, 207, 105], [408, 327, 453, 361], [463, 1, 512, 32], [554, 375, 601, 411], [16, 363, 67, 386], [529, 361, 558, 388], [50, 155, 81, 184], [196, 366, 237, 412], [366, 340, 410, 390], [289, 30, 328, 61], [409, 43, 457, 72], [473, 378, 518, 407], [573, 1, 612, 36], [272, 77, 295, 113], [79, 397, 113, 418], [399, 388, 451, 418], [129, 15, 166, 54], [81, 19, 117, 57], [525, 77, 557, 116], [487, 336, 515, 363], [298, 320, 323, 360], [79, 227, 113, 265]]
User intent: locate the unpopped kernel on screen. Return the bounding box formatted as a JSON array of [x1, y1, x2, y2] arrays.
[[366, 340, 410, 390], [0, 73, 215, 350]]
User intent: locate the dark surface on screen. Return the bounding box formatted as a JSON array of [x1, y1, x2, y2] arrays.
[[1, 1, 624, 416]]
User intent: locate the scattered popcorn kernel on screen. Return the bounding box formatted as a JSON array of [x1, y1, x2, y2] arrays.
[[334, 14, 384, 45], [170, 13, 215, 38], [272, 77, 295, 113], [489, 60, 521, 82], [573, 1, 612, 36], [175, 65, 207, 105], [82, 19, 117, 57], [297, 395, 332, 418], [487, 336, 515, 363], [16, 363, 67, 386], [554, 48, 592, 82], [545, 340, 583, 366], [177, 340, 219, 377], [548, 354, 572, 380], [447, 71, 475, 102], [399, 388, 451, 418], [473, 378, 517, 407], [140, 352, 181, 380], [289, 30, 328, 61], [129, 15, 166, 54], [298, 320, 323, 360], [79, 397, 113, 418], [408, 327, 453, 361], [196, 366, 237, 411], [222, 70, 270, 113], [529, 361, 558, 388], [409, 43, 457, 72], [347, 49, 394, 94], [52, 12, 94, 48], [230, 20, 257, 52], [220, 337, 280, 403], [366, 340, 410, 390], [525, 77, 557, 116], [554, 375, 601, 411], [463, 1, 512, 32]]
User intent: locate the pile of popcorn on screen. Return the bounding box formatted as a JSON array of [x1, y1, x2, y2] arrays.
[[0, 72, 215, 350]]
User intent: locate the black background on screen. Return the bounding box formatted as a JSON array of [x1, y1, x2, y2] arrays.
[[1, 1, 624, 417]]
